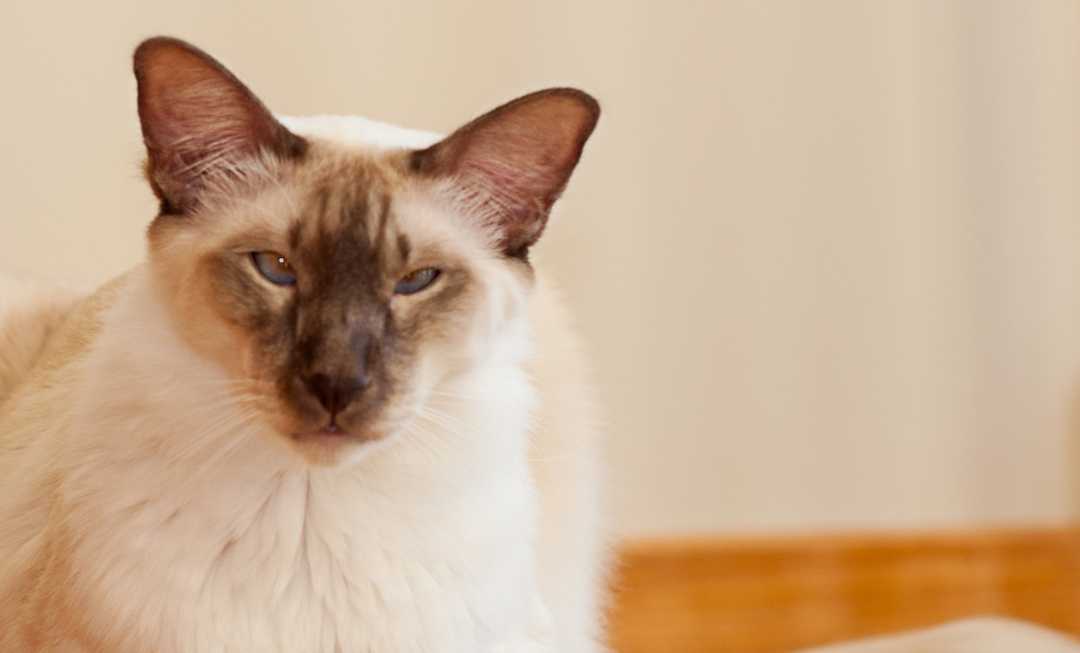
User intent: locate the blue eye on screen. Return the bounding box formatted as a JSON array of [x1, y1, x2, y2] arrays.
[[395, 268, 441, 295], [251, 251, 297, 286]]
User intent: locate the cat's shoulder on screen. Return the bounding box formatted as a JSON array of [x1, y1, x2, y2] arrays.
[[0, 272, 125, 406], [528, 273, 588, 369], [0, 273, 78, 376], [527, 271, 600, 433]]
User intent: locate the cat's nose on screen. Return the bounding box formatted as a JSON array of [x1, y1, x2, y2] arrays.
[[303, 372, 369, 418]]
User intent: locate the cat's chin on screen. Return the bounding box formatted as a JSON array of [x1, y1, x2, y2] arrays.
[[287, 426, 389, 467]]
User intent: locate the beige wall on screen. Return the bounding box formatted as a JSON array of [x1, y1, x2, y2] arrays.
[[4, 0, 1080, 537]]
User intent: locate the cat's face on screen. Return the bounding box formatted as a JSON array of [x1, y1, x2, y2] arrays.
[[146, 149, 524, 465], [133, 37, 598, 465]]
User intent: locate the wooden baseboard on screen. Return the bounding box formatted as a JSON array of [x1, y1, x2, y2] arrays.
[[609, 527, 1080, 653]]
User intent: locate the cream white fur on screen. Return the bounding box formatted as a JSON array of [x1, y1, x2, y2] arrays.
[[0, 274, 78, 405], [279, 115, 441, 151], [0, 116, 607, 652]]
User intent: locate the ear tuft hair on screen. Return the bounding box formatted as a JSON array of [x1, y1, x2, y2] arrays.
[[133, 37, 306, 214], [410, 88, 600, 256]]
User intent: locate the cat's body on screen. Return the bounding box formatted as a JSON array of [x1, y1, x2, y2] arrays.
[[0, 264, 601, 653], [0, 38, 605, 653]]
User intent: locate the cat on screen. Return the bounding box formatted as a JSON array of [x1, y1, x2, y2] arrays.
[[0, 37, 606, 652]]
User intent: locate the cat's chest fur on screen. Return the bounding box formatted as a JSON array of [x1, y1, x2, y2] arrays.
[[53, 270, 544, 652], [72, 463, 538, 652]]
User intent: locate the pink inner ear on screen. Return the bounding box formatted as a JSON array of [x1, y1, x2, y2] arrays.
[[454, 159, 550, 253], [134, 37, 303, 214], [417, 88, 600, 254]]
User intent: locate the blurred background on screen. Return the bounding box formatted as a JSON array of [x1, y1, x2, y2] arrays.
[[5, 2, 1080, 648]]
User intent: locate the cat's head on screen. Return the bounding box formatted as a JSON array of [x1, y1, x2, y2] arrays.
[[133, 37, 598, 465]]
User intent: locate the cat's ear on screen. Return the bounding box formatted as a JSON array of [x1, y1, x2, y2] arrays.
[[410, 88, 600, 257], [133, 37, 306, 214]]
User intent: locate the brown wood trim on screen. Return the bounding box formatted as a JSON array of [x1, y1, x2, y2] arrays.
[[609, 526, 1080, 653]]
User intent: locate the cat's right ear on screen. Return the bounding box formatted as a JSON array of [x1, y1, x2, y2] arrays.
[[409, 89, 599, 258], [133, 37, 306, 215]]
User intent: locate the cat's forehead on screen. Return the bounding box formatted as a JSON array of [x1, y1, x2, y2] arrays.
[[297, 149, 403, 224], [278, 114, 442, 152], [177, 118, 482, 269], [286, 145, 413, 274], [279, 112, 441, 248], [281, 113, 440, 245]]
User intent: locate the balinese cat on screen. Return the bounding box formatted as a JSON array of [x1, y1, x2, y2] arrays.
[[0, 37, 605, 652]]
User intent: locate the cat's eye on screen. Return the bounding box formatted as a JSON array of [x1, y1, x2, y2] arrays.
[[394, 267, 441, 295], [251, 251, 297, 286]]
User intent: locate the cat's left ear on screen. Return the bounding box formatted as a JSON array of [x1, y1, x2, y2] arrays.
[[133, 37, 306, 214], [410, 88, 600, 257]]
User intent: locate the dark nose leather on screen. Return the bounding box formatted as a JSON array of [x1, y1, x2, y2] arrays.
[[303, 372, 369, 417]]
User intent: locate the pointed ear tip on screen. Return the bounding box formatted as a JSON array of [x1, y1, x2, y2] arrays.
[[544, 87, 601, 120], [134, 36, 184, 62], [538, 89, 601, 140], [133, 36, 210, 77]]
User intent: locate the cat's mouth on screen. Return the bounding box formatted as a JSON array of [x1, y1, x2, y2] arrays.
[[267, 390, 397, 464], [287, 420, 387, 461], [314, 423, 349, 437], [292, 423, 373, 442]]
